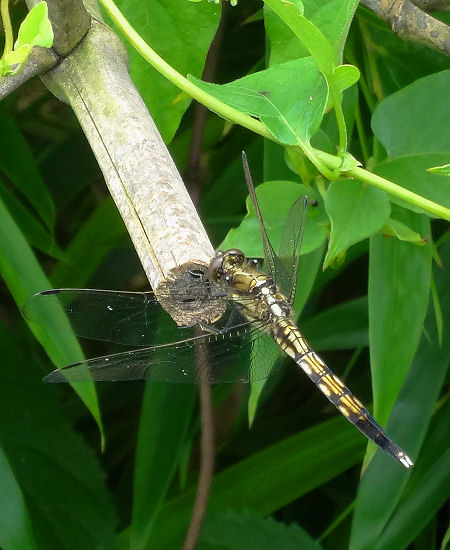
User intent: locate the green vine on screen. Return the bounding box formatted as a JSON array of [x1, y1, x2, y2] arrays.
[[98, 0, 450, 222], [1, 0, 14, 58]]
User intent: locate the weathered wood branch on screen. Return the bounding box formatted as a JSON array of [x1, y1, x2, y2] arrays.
[[5, 0, 223, 326], [361, 0, 450, 55]]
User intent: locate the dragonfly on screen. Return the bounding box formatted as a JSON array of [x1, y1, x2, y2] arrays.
[[23, 152, 413, 470]]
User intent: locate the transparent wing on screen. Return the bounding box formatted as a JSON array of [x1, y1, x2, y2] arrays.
[[24, 288, 282, 384], [23, 288, 168, 347], [242, 152, 278, 279], [43, 322, 282, 385], [278, 195, 308, 305], [241, 152, 306, 300]]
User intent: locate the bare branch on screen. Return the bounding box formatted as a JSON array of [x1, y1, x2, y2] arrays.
[[361, 0, 450, 55]]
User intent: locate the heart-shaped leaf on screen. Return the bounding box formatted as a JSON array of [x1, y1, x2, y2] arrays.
[[324, 179, 390, 269], [189, 57, 328, 146]]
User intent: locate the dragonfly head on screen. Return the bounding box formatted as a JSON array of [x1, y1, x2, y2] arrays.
[[209, 249, 247, 286]]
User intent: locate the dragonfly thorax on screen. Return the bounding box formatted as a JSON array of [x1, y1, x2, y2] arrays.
[[209, 249, 293, 325]]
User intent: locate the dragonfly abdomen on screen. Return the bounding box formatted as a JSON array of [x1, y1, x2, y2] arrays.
[[211, 248, 413, 469], [271, 319, 413, 469]]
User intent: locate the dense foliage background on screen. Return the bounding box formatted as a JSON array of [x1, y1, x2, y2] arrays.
[[0, 1, 449, 549]]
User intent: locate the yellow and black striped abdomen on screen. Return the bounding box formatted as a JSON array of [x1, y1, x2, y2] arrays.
[[210, 248, 412, 469], [272, 319, 413, 469]]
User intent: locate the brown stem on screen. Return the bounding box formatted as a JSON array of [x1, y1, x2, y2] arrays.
[[184, 3, 228, 205], [182, 6, 228, 549], [181, 379, 215, 550]]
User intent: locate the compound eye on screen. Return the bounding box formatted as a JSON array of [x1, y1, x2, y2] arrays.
[[209, 264, 223, 283], [209, 252, 225, 280], [227, 249, 245, 265]]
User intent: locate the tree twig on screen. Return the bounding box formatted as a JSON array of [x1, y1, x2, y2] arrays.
[[0, 46, 58, 99], [360, 0, 450, 55], [181, 379, 215, 550]]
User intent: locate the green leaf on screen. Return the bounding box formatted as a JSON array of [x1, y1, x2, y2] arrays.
[[381, 217, 426, 245], [332, 64, 360, 92], [318, 0, 359, 62], [427, 163, 450, 176], [0, 180, 63, 258], [111, 1, 220, 142], [197, 510, 324, 550], [51, 198, 127, 287], [442, 523, 450, 550], [265, 0, 359, 65], [372, 70, 450, 157], [0, 446, 36, 550], [310, 82, 358, 154], [373, 400, 450, 550], [289, 0, 305, 16], [4, 44, 31, 66], [189, 57, 328, 146], [324, 179, 390, 269], [220, 180, 327, 258], [14, 1, 54, 50], [350, 238, 450, 550], [354, 8, 449, 100], [293, 241, 326, 317], [0, 197, 102, 435], [149, 416, 365, 549], [0, 103, 55, 229], [368, 208, 432, 428], [130, 384, 196, 550], [264, 0, 337, 74], [0, 326, 116, 549], [301, 296, 368, 351], [0, 59, 11, 76], [248, 339, 280, 426], [374, 154, 450, 213], [263, 0, 359, 145]]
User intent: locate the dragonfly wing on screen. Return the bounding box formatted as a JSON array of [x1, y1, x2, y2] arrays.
[[241, 152, 307, 302], [278, 195, 308, 304], [22, 288, 168, 347], [241, 152, 278, 281], [201, 323, 282, 383], [23, 278, 229, 347], [44, 320, 282, 385]]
